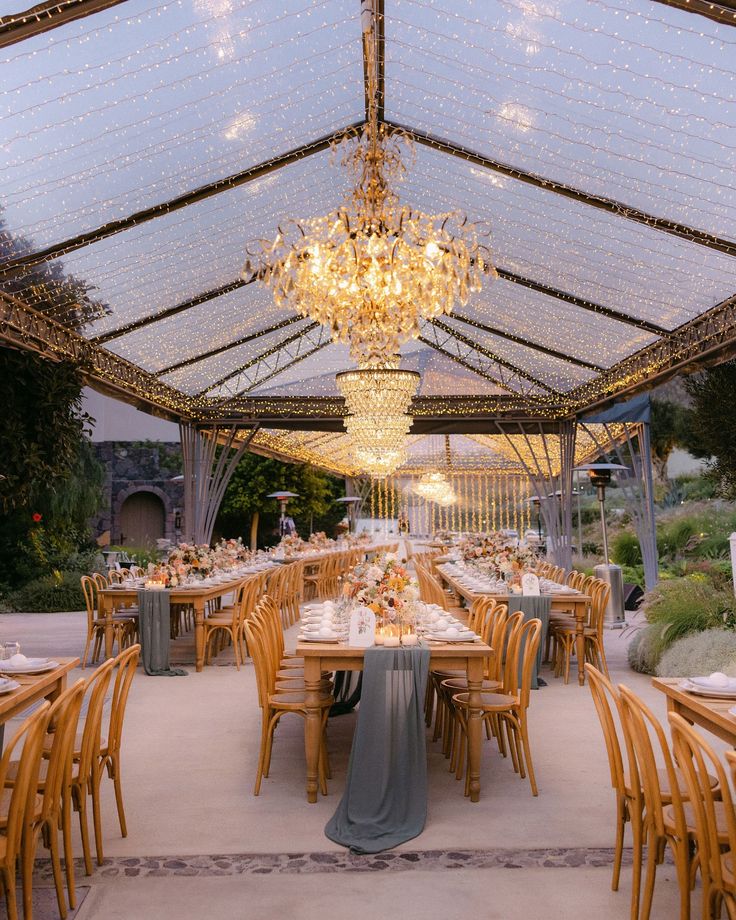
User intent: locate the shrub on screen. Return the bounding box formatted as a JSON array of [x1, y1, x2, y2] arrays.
[[657, 629, 736, 678], [620, 564, 645, 590], [628, 624, 668, 675], [692, 533, 730, 560], [641, 577, 736, 645], [611, 531, 642, 567], [5, 571, 85, 612]]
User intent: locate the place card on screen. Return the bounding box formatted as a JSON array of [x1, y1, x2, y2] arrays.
[[521, 573, 541, 596], [348, 606, 376, 648]]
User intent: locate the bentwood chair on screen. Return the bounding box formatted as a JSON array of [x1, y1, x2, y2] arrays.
[[0, 702, 52, 920], [244, 613, 333, 796], [80, 575, 136, 668], [451, 617, 542, 796], [203, 578, 249, 669], [4, 681, 85, 919], [671, 717, 736, 920]]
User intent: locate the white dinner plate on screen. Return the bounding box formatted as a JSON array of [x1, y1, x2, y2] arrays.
[[0, 659, 58, 675], [690, 676, 736, 692], [0, 679, 20, 695], [426, 632, 478, 642], [298, 634, 341, 643], [680, 679, 736, 699]]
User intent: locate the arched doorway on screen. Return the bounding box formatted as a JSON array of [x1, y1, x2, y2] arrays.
[[119, 491, 165, 546]]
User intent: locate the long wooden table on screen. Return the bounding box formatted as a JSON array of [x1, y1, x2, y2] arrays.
[[653, 677, 736, 746], [99, 579, 246, 672], [296, 638, 492, 804], [436, 565, 591, 686], [0, 657, 79, 746]]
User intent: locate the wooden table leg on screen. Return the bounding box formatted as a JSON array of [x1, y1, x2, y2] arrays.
[[101, 594, 115, 660], [576, 603, 586, 687], [303, 656, 323, 804], [466, 656, 483, 802], [194, 599, 205, 672]]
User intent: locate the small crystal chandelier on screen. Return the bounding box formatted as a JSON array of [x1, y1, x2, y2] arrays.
[[336, 360, 419, 478], [414, 435, 457, 505], [243, 43, 495, 367]]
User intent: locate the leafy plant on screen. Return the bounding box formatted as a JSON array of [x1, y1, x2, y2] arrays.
[[5, 571, 86, 613], [641, 577, 736, 646], [611, 531, 642, 567], [628, 624, 669, 675]]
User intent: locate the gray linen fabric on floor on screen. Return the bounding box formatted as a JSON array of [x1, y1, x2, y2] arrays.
[[137, 591, 188, 676], [506, 596, 550, 690], [325, 645, 430, 854]]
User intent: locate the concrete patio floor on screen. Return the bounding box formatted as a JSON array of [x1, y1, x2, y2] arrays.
[[0, 609, 717, 919]]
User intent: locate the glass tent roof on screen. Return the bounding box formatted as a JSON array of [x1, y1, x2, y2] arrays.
[[1, 0, 735, 469]]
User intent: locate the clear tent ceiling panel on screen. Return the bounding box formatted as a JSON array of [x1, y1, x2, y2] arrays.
[[400, 144, 736, 330], [7, 149, 351, 335], [386, 0, 736, 239], [105, 285, 295, 373], [458, 279, 657, 367], [0, 0, 363, 249], [439, 315, 597, 392], [158, 321, 312, 395]]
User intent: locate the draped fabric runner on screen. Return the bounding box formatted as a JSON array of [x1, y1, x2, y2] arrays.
[[325, 646, 430, 853], [508, 595, 551, 690], [136, 591, 188, 676]]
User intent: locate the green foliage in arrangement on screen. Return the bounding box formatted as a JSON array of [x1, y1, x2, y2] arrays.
[[4, 571, 87, 613], [657, 629, 736, 678]]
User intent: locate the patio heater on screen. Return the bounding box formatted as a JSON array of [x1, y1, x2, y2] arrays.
[[575, 464, 629, 626], [335, 496, 361, 533], [267, 491, 299, 537]]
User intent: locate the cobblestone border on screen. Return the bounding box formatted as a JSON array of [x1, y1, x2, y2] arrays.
[[33, 846, 663, 882]]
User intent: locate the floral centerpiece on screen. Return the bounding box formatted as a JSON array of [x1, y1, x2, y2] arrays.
[[458, 532, 536, 579], [308, 531, 333, 549], [278, 533, 305, 556], [343, 553, 419, 628]]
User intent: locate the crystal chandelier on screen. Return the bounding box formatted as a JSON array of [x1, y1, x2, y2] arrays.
[[415, 470, 456, 507], [243, 46, 494, 367], [336, 362, 419, 478]]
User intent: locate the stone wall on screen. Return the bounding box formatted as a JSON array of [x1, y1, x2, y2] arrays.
[[92, 442, 184, 546]]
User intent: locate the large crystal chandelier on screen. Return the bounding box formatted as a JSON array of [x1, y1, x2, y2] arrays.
[[336, 361, 419, 478], [243, 45, 494, 367], [414, 435, 457, 505]]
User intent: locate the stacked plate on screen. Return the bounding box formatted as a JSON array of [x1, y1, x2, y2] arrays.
[[0, 655, 59, 675], [680, 674, 736, 699], [425, 616, 479, 643], [298, 603, 346, 643]]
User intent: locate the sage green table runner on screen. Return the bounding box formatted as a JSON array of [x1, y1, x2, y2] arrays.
[[507, 595, 550, 689], [325, 645, 430, 853], [137, 590, 188, 676]]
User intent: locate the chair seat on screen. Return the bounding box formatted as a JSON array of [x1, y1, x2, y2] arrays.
[[268, 690, 333, 712], [42, 731, 108, 759], [664, 800, 730, 842], [441, 677, 502, 693], [452, 690, 520, 711], [204, 617, 237, 627]]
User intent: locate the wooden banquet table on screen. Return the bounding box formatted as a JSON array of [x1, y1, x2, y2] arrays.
[[99, 578, 246, 672], [297, 638, 492, 804], [437, 565, 592, 686], [653, 677, 736, 747], [0, 657, 79, 747]]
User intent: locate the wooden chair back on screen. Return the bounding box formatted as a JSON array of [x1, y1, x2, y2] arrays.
[[585, 664, 627, 798], [80, 575, 99, 632], [670, 713, 736, 904], [590, 580, 611, 633], [466, 596, 493, 633], [106, 644, 141, 764], [92, 572, 108, 591], [79, 659, 116, 786], [0, 702, 52, 872], [108, 570, 125, 584], [618, 684, 686, 846], [499, 610, 525, 692], [243, 613, 274, 708], [41, 680, 86, 825], [481, 602, 507, 680], [502, 617, 542, 709]]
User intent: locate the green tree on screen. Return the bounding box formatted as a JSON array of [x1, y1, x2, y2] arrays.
[[217, 452, 345, 549], [683, 362, 736, 496], [649, 399, 692, 483], [0, 348, 104, 586]]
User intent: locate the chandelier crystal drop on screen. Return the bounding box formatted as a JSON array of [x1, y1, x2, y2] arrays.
[[244, 51, 495, 366], [336, 362, 419, 478]]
